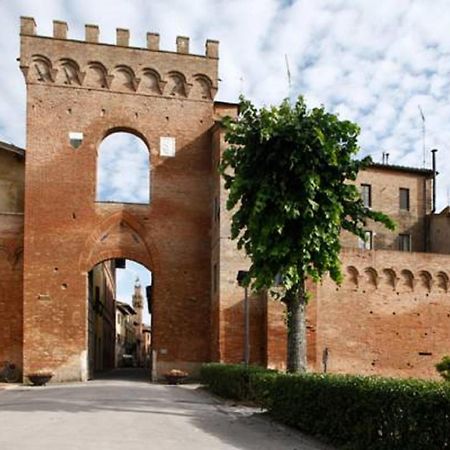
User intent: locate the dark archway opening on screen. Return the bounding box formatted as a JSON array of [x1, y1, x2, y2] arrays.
[[87, 259, 152, 381]]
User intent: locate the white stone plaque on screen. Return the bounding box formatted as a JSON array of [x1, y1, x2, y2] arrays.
[[160, 136, 176, 157]]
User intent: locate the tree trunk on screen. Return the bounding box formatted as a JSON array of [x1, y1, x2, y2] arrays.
[[285, 285, 307, 373]]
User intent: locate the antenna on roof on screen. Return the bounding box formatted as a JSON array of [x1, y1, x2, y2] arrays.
[[285, 54, 291, 99], [418, 105, 426, 167], [239, 75, 244, 96]]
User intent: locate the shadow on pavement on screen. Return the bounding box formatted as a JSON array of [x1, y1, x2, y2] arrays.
[[92, 368, 151, 382], [0, 381, 333, 449]]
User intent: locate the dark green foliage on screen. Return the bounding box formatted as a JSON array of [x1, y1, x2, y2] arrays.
[[436, 355, 450, 381], [220, 96, 395, 372], [201, 363, 450, 449], [200, 363, 275, 402], [220, 96, 395, 292]]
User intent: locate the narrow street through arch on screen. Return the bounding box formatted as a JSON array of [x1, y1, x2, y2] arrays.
[[87, 258, 153, 382]]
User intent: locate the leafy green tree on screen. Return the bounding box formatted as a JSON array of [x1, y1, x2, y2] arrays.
[[436, 355, 450, 381], [220, 96, 395, 373]]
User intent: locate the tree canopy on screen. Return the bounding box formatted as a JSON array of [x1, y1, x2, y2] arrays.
[[221, 96, 395, 294], [220, 96, 395, 372]]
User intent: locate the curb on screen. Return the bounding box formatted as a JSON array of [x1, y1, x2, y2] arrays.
[[0, 383, 21, 391]]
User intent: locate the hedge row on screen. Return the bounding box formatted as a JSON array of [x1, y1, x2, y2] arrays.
[[200, 363, 274, 401], [200, 363, 450, 450]]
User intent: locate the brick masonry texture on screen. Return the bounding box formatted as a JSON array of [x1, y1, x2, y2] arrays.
[[19, 18, 218, 380], [0, 18, 449, 381]]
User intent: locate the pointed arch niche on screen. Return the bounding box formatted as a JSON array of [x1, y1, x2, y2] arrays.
[[96, 131, 150, 204]]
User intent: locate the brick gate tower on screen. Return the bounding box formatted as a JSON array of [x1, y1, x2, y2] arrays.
[[19, 17, 219, 381]]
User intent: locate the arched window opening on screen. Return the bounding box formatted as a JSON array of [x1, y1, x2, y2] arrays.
[[97, 132, 150, 204]]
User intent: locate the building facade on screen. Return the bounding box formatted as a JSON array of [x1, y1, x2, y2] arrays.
[[88, 260, 116, 376], [0, 17, 450, 382], [115, 300, 137, 367]]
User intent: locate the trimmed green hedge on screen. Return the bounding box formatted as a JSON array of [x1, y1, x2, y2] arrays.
[[200, 363, 275, 401], [200, 363, 450, 450]]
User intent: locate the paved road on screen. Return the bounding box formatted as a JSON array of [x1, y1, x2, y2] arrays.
[[0, 370, 332, 450]]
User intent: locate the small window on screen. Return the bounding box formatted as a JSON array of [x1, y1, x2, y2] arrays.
[[399, 188, 410, 211], [399, 234, 411, 251], [358, 230, 373, 250], [361, 184, 371, 208]]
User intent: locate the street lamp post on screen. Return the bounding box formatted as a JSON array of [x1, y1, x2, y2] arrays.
[[237, 270, 249, 366]]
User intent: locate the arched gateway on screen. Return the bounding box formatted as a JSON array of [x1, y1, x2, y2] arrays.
[[19, 18, 226, 381]]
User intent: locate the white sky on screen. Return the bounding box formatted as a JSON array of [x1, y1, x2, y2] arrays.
[[1, 1, 449, 206], [97, 132, 150, 204], [116, 260, 151, 326], [1, 0, 450, 300]]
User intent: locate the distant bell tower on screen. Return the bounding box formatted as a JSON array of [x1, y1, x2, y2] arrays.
[[132, 277, 144, 325], [132, 277, 144, 366]]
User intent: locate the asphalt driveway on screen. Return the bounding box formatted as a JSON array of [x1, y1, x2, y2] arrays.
[[0, 371, 332, 450]]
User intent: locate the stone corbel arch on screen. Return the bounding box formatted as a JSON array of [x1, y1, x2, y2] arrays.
[[112, 65, 140, 92], [418, 270, 433, 293], [400, 269, 415, 291], [192, 73, 217, 100], [166, 71, 191, 97], [56, 58, 85, 86], [85, 61, 113, 89], [79, 211, 159, 274], [364, 267, 379, 289], [345, 265, 360, 288], [382, 268, 398, 290], [436, 271, 449, 293], [25, 54, 57, 83], [141, 68, 166, 94]]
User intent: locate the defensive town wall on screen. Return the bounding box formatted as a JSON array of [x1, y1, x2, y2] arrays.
[[229, 248, 450, 380], [315, 248, 450, 379]]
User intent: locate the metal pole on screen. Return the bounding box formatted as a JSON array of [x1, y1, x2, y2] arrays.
[[431, 149, 437, 213], [244, 286, 250, 366]]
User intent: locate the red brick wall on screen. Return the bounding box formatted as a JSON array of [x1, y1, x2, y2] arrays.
[[0, 147, 24, 375], [0, 214, 23, 372], [20, 20, 218, 380], [315, 248, 450, 379]]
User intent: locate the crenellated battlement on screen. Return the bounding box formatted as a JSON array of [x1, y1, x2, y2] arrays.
[[19, 17, 219, 100], [20, 17, 219, 58]]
